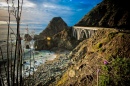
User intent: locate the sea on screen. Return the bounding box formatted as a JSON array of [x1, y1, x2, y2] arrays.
[[0, 26, 57, 85], [22, 49, 57, 77], [0, 34, 57, 78]]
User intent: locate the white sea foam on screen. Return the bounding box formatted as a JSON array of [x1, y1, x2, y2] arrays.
[[22, 49, 56, 77]]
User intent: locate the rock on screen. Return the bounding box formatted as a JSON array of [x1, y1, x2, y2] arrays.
[[24, 34, 32, 41], [52, 28, 79, 50], [68, 70, 75, 78], [34, 39, 54, 50], [39, 17, 69, 39]]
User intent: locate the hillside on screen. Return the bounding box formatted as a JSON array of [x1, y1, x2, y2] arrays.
[[75, 0, 130, 29], [55, 29, 130, 86], [53, 0, 130, 86]]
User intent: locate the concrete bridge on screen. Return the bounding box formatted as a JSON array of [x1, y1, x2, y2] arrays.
[[72, 26, 111, 40], [72, 26, 98, 40]]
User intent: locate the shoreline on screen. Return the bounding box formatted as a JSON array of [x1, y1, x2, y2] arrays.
[[0, 46, 72, 86], [24, 49, 71, 86]]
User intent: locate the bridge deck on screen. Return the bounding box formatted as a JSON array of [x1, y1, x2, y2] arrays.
[[73, 26, 114, 30]]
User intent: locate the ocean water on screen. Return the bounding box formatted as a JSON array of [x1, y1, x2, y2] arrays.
[[0, 27, 53, 79], [0, 39, 56, 78], [22, 49, 57, 77]]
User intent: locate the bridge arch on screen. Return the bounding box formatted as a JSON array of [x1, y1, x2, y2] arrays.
[[80, 29, 89, 39], [72, 26, 97, 40], [73, 28, 78, 39]]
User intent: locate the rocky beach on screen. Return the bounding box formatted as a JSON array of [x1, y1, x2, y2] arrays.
[[23, 49, 71, 86], [22, 49, 57, 77]]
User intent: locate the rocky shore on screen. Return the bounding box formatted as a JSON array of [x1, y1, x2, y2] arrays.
[[24, 50, 71, 86]]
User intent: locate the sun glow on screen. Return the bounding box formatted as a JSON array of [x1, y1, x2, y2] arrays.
[[47, 37, 51, 41]]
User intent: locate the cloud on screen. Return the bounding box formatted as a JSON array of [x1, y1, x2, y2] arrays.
[[23, 0, 36, 8], [1, 0, 89, 28], [0, 2, 7, 6], [0, 21, 17, 25], [0, 21, 7, 24], [20, 0, 74, 30], [0, 0, 36, 9], [0, 0, 103, 35], [42, 2, 71, 10]]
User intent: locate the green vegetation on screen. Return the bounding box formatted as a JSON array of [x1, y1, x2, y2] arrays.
[[56, 72, 69, 86], [99, 57, 130, 86], [108, 32, 118, 40], [96, 42, 103, 49], [99, 48, 106, 52]]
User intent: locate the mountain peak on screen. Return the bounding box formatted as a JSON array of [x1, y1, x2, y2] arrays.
[[39, 17, 68, 38], [51, 17, 63, 21]]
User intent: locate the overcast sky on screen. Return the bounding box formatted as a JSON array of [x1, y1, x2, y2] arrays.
[[0, 0, 102, 34]]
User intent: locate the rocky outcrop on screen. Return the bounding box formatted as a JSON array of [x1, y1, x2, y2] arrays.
[[52, 28, 80, 50], [75, 0, 130, 29], [38, 17, 69, 39], [34, 38, 54, 50], [34, 27, 80, 50], [34, 17, 80, 50], [24, 34, 32, 41]]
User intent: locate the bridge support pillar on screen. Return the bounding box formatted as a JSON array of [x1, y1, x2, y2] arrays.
[[72, 26, 97, 40]]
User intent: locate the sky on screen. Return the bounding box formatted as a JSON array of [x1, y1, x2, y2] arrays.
[[0, 0, 102, 35]]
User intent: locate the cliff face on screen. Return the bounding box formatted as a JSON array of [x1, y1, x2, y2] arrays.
[[75, 0, 130, 29]]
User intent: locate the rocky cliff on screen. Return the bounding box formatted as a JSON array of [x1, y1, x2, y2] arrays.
[[38, 17, 69, 39], [34, 17, 79, 50], [75, 0, 130, 29], [52, 28, 80, 50]]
